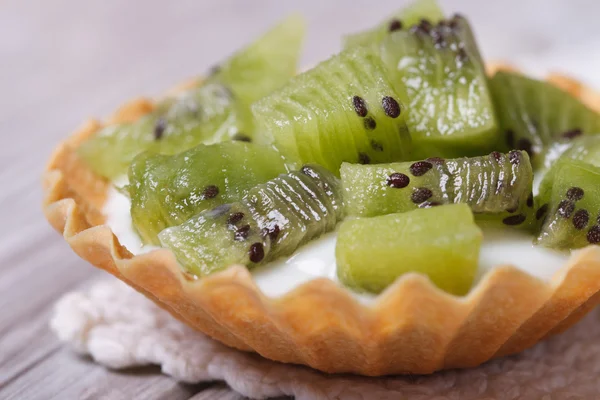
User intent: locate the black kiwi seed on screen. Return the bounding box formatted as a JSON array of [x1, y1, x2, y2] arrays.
[[382, 96, 401, 118], [432, 30, 446, 48], [411, 187, 433, 203], [232, 133, 252, 142], [418, 201, 441, 208], [248, 242, 265, 263], [490, 151, 503, 162], [209, 64, 221, 75], [449, 14, 463, 29], [234, 224, 251, 241], [352, 95, 368, 117], [516, 138, 533, 156], [202, 185, 219, 199], [557, 200, 575, 218], [587, 225, 600, 244], [363, 117, 377, 130], [261, 224, 281, 241], [566, 187, 584, 201], [271, 225, 281, 240], [456, 48, 468, 63], [561, 128, 582, 140], [588, 224, 600, 244], [419, 19, 433, 33], [505, 129, 515, 148], [227, 212, 245, 225], [502, 214, 526, 226], [154, 117, 167, 140], [388, 19, 403, 32], [572, 209, 590, 230], [410, 19, 432, 35], [370, 140, 384, 152], [386, 172, 410, 188], [506, 206, 518, 213], [426, 157, 445, 165], [409, 161, 433, 176], [527, 193, 534, 208], [358, 152, 371, 164], [536, 203, 549, 220], [508, 150, 521, 165]]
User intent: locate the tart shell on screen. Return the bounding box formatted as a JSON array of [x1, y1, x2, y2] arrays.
[[43, 69, 600, 376]]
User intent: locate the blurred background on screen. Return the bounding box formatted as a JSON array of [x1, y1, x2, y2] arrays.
[[2, 0, 600, 398]]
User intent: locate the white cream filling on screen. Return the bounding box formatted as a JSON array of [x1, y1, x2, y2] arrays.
[[104, 182, 569, 304]]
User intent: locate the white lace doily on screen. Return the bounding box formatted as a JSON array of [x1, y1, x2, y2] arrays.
[[51, 279, 600, 399]]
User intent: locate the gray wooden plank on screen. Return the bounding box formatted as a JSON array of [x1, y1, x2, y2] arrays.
[[189, 384, 296, 400], [1, 347, 206, 400], [0, 312, 60, 386], [0, 238, 97, 338], [189, 384, 246, 400], [188, 385, 294, 400]]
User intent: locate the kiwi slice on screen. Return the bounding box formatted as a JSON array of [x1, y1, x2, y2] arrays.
[[535, 160, 600, 250], [343, 0, 444, 48], [379, 14, 497, 158], [79, 84, 249, 179], [128, 142, 287, 245], [210, 14, 305, 105], [252, 45, 412, 174], [490, 71, 600, 170], [159, 165, 343, 276], [537, 135, 600, 200], [341, 150, 534, 228], [79, 15, 305, 179], [557, 135, 600, 166], [336, 204, 482, 295]]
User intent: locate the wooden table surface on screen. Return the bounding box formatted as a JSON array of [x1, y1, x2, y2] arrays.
[[2, 0, 600, 399]]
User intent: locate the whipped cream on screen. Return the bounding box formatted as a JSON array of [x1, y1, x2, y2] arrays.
[[104, 184, 569, 303]]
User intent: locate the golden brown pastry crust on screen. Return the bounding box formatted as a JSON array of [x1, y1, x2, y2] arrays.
[[43, 71, 600, 376]]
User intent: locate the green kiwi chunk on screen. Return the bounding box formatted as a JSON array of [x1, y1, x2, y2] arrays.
[[343, 0, 444, 48], [490, 71, 600, 170], [336, 204, 482, 295], [79, 15, 305, 179], [557, 135, 600, 166], [379, 14, 497, 158], [209, 14, 305, 104], [158, 165, 343, 276], [252, 45, 412, 174], [128, 142, 287, 245], [537, 135, 600, 199], [535, 160, 600, 250], [79, 84, 249, 179], [341, 150, 533, 228]]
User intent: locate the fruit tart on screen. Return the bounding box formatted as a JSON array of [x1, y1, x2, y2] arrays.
[[44, 0, 600, 375]]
